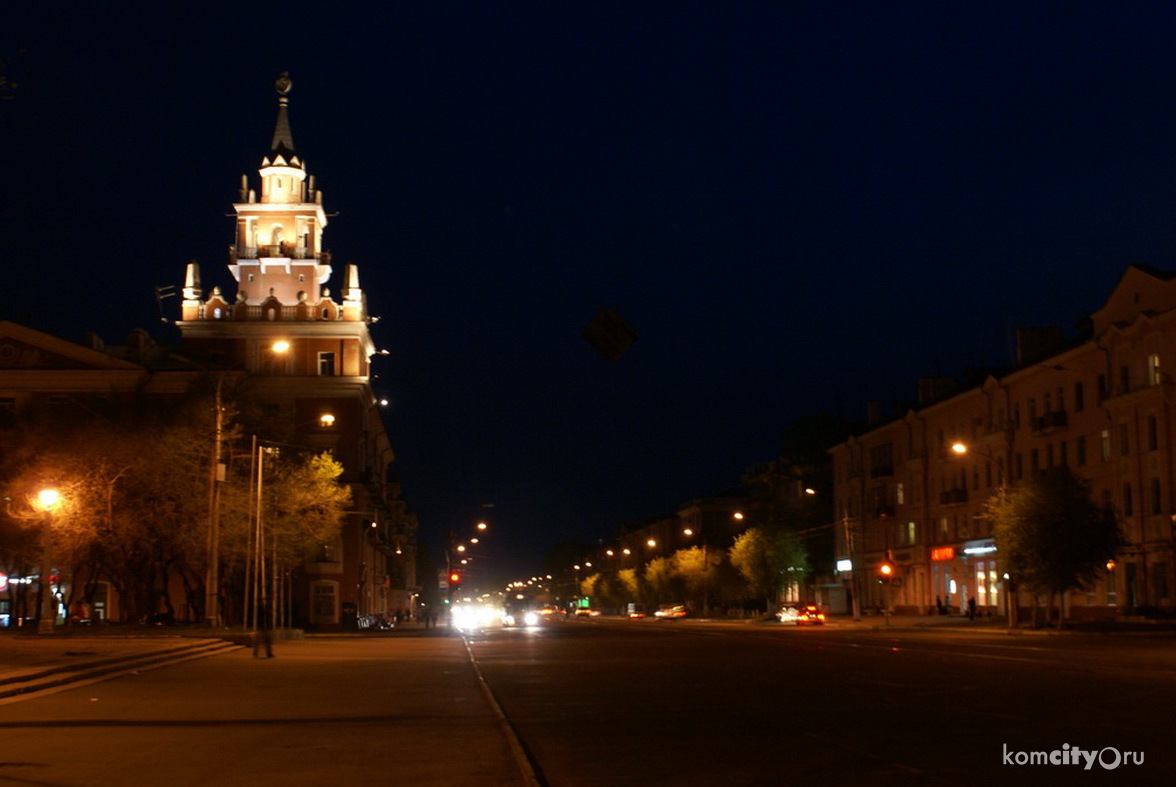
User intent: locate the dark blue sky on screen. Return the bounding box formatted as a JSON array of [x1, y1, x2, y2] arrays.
[[5, 3, 1176, 582]]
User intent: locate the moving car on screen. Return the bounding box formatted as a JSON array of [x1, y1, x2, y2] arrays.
[[654, 604, 687, 619], [777, 604, 826, 625]]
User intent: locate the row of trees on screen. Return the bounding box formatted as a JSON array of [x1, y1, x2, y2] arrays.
[[572, 465, 1124, 623], [0, 384, 351, 626], [578, 527, 810, 615]]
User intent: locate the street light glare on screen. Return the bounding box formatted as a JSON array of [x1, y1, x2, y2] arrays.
[[951, 442, 968, 454], [38, 489, 59, 510], [733, 512, 745, 520], [272, 340, 291, 353]]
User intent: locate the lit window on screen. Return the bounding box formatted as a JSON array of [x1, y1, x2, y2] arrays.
[[1148, 354, 1162, 386]]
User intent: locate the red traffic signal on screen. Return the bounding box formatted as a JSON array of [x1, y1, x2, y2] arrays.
[[878, 563, 894, 580], [448, 572, 462, 586]]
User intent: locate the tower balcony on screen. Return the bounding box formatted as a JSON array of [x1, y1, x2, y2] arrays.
[[231, 244, 330, 264]]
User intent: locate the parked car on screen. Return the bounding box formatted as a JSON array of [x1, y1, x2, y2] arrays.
[[777, 604, 826, 625]]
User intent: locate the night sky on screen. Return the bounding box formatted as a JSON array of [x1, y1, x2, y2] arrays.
[[5, 3, 1176, 583]]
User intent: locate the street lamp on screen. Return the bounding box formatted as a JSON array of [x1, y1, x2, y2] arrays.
[[950, 441, 1014, 627], [682, 526, 712, 616], [36, 488, 60, 634]]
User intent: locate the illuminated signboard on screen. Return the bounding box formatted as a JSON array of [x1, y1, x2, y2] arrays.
[[931, 547, 955, 561]]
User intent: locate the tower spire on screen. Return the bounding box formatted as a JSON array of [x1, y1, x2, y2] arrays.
[[265, 72, 299, 168]]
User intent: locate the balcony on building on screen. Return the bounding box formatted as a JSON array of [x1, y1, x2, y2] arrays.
[[231, 244, 331, 265]]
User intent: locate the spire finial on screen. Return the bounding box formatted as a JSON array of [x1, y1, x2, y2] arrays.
[[267, 72, 297, 165]]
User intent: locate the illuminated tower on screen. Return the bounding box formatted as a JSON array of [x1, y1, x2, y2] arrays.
[[175, 74, 414, 630]]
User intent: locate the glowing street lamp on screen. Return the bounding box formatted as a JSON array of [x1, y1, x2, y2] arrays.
[[36, 488, 61, 634]]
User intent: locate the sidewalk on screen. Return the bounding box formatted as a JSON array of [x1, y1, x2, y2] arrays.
[[0, 630, 244, 702]]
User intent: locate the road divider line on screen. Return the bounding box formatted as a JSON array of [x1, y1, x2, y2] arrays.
[[462, 637, 545, 787]]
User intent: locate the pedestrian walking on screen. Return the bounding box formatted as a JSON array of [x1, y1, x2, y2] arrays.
[[967, 596, 977, 620]]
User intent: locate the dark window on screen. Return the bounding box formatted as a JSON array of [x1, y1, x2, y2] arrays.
[[1076, 435, 1086, 466], [1151, 478, 1163, 515], [1074, 382, 1084, 412], [318, 352, 336, 376], [1123, 483, 1134, 517], [1148, 415, 1159, 451]]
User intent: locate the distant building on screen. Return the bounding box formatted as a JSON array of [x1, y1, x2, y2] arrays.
[[831, 265, 1176, 620]]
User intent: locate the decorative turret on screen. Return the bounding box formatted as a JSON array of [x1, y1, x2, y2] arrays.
[[176, 74, 375, 377], [219, 73, 354, 314]]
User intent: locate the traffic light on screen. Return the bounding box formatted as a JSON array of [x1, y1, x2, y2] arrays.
[[878, 562, 894, 583], [448, 571, 462, 588]]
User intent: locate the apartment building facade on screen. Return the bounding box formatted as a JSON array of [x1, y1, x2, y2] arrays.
[[831, 265, 1176, 619]]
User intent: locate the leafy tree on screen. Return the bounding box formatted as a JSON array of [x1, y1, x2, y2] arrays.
[[671, 546, 716, 613], [729, 528, 775, 608], [0, 398, 212, 623], [643, 556, 675, 605], [215, 447, 350, 622], [617, 567, 642, 604], [986, 466, 1122, 625], [729, 526, 810, 610]]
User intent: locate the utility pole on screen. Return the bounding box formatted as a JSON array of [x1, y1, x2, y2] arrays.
[[845, 511, 862, 621], [204, 376, 224, 627]]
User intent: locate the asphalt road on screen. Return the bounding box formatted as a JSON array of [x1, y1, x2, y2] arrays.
[[2, 621, 1173, 786], [467, 618, 1176, 786]]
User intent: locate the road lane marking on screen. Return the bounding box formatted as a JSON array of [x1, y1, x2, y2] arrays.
[[462, 637, 545, 787]]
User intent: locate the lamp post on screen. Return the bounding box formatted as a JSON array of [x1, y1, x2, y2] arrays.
[[37, 488, 60, 634], [682, 527, 712, 616], [950, 441, 1014, 627], [447, 520, 490, 610]]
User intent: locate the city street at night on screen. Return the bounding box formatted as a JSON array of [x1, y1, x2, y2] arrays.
[[2, 620, 1172, 786]]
